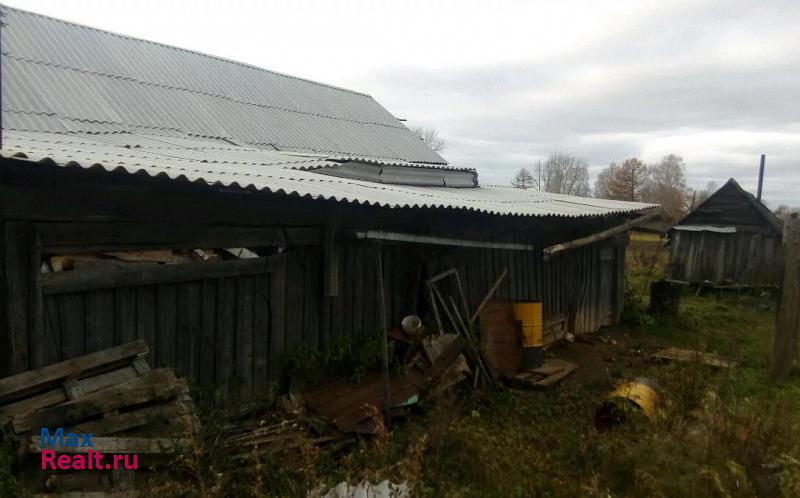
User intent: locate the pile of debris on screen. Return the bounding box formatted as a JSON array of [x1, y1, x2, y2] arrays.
[[303, 334, 469, 434], [301, 268, 578, 434], [0, 340, 197, 496]]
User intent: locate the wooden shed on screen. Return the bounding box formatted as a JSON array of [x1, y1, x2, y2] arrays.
[[667, 178, 783, 286], [0, 6, 656, 391]]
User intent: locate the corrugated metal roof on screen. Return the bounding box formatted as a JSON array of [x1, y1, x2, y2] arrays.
[[0, 5, 446, 164], [0, 131, 658, 218]]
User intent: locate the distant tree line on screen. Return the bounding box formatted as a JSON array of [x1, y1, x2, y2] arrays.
[[512, 153, 693, 223], [407, 124, 799, 223], [593, 154, 690, 222], [512, 152, 590, 197]]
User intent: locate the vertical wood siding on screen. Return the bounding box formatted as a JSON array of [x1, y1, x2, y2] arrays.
[[668, 230, 782, 285], [16, 230, 624, 390]]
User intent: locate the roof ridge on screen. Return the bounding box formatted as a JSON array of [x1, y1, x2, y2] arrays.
[[0, 3, 374, 99]]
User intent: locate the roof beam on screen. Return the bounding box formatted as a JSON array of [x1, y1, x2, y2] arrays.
[[542, 211, 659, 259], [350, 230, 535, 251]]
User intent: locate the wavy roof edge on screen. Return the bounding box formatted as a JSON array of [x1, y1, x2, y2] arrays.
[[0, 131, 659, 219]]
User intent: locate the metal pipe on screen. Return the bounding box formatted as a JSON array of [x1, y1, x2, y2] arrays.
[[757, 154, 766, 202]]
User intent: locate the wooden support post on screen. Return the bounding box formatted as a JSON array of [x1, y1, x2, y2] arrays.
[[3, 222, 33, 374], [771, 213, 800, 382], [323, 218, 340, 297], [375, 248, 391, 428]]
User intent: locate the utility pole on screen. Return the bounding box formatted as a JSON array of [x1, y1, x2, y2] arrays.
[[771, 212, 800, 382]]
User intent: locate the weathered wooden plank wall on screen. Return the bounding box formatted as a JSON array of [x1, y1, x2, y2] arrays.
[[332, 234, 623, 342], [0, 161, 628, 389], [36, 247, 326, 391], [16, 233, 624, 390], [668, 230, 782, 285]]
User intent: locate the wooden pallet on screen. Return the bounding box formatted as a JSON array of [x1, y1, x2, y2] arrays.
[[0, 341, 198, 496], [0, 341, 151, 425]]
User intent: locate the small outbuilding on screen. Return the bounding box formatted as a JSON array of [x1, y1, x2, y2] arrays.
[[667, 178, 783, 287]]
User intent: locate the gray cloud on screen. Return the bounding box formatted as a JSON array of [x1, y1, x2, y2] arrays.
[[364, 0, 800, 206], [9, 0, 800, 206]]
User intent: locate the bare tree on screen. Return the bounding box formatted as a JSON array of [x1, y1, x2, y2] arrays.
[[608, 158, 648, 201], [694, 180, 719, 207], [775, 205, 800, 221], [512, 168, 536, 189], [537, 152, 591, 196], [641, 154, 690, 222], [409, 126, 446, 152], [594, 162, 619, 199]]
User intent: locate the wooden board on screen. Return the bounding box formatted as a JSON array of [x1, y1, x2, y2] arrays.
[[479, 302, 523, 377], [65, 401, 194, 437], [29, 436, 190, 454], [653, 347, 739, 368], [0, 341, 148, 404], [13, 369, 183, 433], [510, 359, 577, 388], [39, 256, 278, 295]]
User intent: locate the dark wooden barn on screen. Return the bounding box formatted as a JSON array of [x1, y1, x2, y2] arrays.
[[667, 178, 783, 286], [0, 6, 656, 391]]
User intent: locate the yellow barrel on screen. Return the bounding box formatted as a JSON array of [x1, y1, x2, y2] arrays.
[[595, 379, 659, 428], [512, 301, 543, 348]]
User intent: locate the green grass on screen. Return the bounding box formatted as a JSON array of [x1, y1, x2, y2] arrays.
[[7, 243, 800, 497], [200, 286, 797, 497], [282, 245, 800, 497]]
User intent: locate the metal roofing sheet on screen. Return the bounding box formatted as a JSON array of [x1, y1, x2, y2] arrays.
[[1, 131, 658, 218], [0, 5, 446, 164]]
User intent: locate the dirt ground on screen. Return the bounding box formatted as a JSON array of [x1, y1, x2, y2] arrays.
[[551, 325, 673, 386]]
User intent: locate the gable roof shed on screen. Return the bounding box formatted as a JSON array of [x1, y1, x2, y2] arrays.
[[677, 178, 783, 234]]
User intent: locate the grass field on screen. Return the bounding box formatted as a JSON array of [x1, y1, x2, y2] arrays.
[[170, 241, 799, 497], [3, 241, 799, 497]]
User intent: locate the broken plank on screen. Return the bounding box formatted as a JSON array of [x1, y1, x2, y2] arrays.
[[535, 363, 577, 387], [29, 436, 191, 454], [33, 493, 140, 498], [39, 256, 279, 295], [0, 389, 67, 425], [0, 341, 148, 404], [62, 366, 141, 401], [653, 347, 738, 368], [529, 358, 569, 376]]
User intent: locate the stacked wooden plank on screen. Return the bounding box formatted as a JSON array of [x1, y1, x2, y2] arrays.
[[0, 340, 198, 496]]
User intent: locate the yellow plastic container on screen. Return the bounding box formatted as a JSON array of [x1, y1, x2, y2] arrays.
[[512, 301, 543, 348], [595, 379, 659, 428]]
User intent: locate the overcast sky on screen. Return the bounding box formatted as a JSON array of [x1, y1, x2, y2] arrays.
[[8, 0, 799, 206]]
